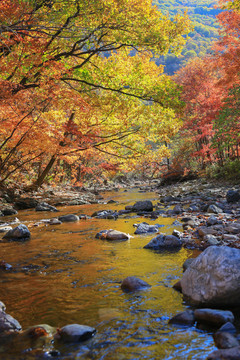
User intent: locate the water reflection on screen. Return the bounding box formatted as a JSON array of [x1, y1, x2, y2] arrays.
[[0, 189, 216, 359]]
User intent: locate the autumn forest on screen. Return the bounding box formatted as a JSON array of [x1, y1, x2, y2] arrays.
[[0, 0, 240, 190]]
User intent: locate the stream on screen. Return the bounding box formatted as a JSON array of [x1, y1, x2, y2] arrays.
[[0, 188, 216, 359]]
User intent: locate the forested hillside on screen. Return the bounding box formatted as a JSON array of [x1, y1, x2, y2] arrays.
[[154, 0, 220, 74]]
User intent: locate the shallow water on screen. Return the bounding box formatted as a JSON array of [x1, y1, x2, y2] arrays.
[[0, 188, 217, 359]]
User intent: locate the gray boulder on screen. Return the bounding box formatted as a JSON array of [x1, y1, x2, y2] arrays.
[[121, 276, 151, 292], [3, 224, 30, 241], [181, 246, 240, 306], [132, 200, 153, 212], [54, 324, 96, 342], [144, 234, 182, 250]]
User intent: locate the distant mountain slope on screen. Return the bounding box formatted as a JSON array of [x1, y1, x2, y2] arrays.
[[153, 0, 221, 74]]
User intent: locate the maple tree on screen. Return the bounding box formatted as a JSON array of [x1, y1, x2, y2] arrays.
[[0, 0, 190, 188]]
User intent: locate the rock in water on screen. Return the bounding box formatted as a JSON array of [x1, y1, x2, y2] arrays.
[[2, 224, 30, 241], [132, 200, 153, 212], [121, 276, 151, 292], [96, 229, 129, 241], [181, 246, 240, 306], [58, 214, 79, 222], [194, 309, 234, 327], [0, 312, 21, 333], [144, 234, 182, 250], [54, 324, 96, 342]]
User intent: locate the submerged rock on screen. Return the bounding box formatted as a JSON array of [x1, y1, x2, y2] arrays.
[[2, 224, 30, 241], [54, 324, 96, 343], [181, 246, 240, 306], [121, 276, 151, 292]]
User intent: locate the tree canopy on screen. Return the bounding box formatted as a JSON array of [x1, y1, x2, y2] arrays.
[[0, 0, 190, 188]]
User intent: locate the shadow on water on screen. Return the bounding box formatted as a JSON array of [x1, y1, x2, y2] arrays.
[[0, 189, 216, 359]]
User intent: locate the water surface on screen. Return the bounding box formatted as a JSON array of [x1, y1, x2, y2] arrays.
[[0, 188, 216, 359]]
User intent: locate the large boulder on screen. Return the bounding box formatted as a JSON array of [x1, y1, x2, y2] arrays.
[[194, 309, 234, 327], [207, 346, 240, 360], [2, 224, 30, 241], [181, 246, 240, 306], [132, 200, 153, 212]]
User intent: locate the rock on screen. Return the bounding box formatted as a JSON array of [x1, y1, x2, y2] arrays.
[[0, 312, 21, 332], [213, 332, 239, 349], [207, 215, 219, 226], [49, 218, 62, 225], [121, 276, 151, 292], [173, 281, 182, 292], [1, 208, 18, 216], [0, 302, 6, 312], [35, 202, 58, 212], [54, 324, 96, 343], [183, 258, 194, 272], [14, 198, 39, 210], [207, 346, 240, 360], [96, 229, 129, 241], [91, 210, 118, 219], [144, 234, 182, 250], [181, 246, 240, 306], [223, 234, 239, 241], [172, 229, 183, 238], [58, 214, 79, 222], [172, 204, 183, 214], [204, 234, 220, 246], [227, 190, 240, 203], [134, 222, 163, 235], [218, 322, 237, 334], [0, 261, 12, 270], [23, 324, 55, 338], [168, 310, 195, 326], [207, 204, 223, 214], [107, 199, 118, 204], [2, 224, 30, 241], [0, 226, 12, 233], [132, 200, 153, 212], [194, 309, 234, 327], [161, 196, 179, 203]]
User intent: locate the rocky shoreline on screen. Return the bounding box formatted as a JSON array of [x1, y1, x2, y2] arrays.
[[2, 178, 240, 359]]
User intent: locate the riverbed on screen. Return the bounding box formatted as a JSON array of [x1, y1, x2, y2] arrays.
[[0, 188, 216, 359]]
